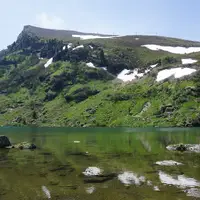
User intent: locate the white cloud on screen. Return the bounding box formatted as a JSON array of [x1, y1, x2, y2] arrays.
[[35, 12, 66, 29]]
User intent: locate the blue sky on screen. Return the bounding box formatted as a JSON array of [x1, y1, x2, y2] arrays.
[[1, 0, 200, 49]]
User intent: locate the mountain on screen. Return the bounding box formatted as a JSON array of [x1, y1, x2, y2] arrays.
[[1, 25, 200, 127], [18, 25, 115, 40]]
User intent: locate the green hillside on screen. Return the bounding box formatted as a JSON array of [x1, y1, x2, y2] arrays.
[[1, 25, 200, 127]]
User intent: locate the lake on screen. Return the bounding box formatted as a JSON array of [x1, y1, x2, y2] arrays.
[[0, 127, 200, 200]]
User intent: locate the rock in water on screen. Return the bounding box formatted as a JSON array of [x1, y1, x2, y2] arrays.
[[14, 142, 36, 150], [0, 136, 11, 148], [166, 144, 200, 152]]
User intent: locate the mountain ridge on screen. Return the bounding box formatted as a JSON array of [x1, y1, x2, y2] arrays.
[[20, 25, 200, 46], [21, 25, 116, 39]]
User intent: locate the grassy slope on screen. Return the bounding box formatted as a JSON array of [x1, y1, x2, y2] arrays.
[[1, 30, 200, 127], [1, 71, 200, 127]]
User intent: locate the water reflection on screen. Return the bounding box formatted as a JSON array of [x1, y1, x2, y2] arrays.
[[0, 127, 200, 200]]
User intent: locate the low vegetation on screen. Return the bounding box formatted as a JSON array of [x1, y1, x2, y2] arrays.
[[1, 25, 200, 127]]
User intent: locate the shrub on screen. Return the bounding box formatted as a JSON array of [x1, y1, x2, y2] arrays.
[[65, 87, 100, 103]]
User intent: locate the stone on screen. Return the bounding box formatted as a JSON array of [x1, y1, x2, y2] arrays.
[[166, 144, 200, 152], [0, 136, 11, 148]]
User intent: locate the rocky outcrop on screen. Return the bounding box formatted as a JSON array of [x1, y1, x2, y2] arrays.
[[0, 136, 11, 148]]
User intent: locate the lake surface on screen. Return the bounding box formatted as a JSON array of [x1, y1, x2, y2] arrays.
[[0, 127, 200, 200]]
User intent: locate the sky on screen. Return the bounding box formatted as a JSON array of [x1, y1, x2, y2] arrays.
[[1, 0, 200, 49]]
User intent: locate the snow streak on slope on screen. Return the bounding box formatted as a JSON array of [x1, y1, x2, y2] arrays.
[[72, 45, 84, 51], [86, 62, 96, 68], [72, 34, 115, 40], [181, 58, 197, 64], [117, 69, 144, 82], [44, 57, 53, 68], [156, 67, 196, 82], [142, 44, 200, 54]]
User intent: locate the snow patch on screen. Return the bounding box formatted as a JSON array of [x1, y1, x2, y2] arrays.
[[158, 171, 200, 188], [145, 69, 151, 73], [42, 186, 51, 199], [86, 62, 96, 68], [83, 167, 102, 176], [117, 69, 144, 82], [89, 45, 94, 49], [86, 186, 95, 194], [72, 34, 115, 40], [156, 67, 196, 82], [156, 160, 183, 166], [181, 58, 197, 65], [63, 46, 66, 50], [102, 67, 107, 70], [142, 44, 200, 54], [67, 43, 73, 49], [73, 45, 84, 51], [150, 64, 158, 68], [44, 57, 53, 68], [118, 171, 146, 185]]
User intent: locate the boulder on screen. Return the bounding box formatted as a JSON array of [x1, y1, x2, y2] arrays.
[[0, 136, 11, 148], [13, 142, 36, 150]]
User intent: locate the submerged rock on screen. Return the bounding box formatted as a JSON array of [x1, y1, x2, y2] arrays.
[[0, 136, 11, 148], [83, 167, 102, 176], [82, 167, 116, 183], [166, 144, 200, 152], [13, 142, 36, 150]]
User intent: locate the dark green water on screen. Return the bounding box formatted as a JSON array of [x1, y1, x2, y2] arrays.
[[0, 127, 200, 200]]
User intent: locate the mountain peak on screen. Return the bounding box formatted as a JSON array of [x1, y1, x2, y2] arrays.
[[18, 25, 114, 40]]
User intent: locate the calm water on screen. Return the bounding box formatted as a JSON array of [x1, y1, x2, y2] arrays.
[[0, 127, 200, 200]]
